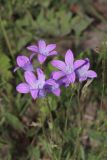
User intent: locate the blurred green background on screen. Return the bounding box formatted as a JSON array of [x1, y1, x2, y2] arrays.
[[0, 0, 107, 159]]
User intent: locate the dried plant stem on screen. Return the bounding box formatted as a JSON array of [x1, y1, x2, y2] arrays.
[[100, 59, 105, 109]]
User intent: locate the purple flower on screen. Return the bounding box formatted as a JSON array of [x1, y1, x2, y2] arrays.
[[51, 49, 76, 86], [16, 68, 46, 99], [45, 79, 61, 96], [74, 58, 97, 82], [27, 40, 57, 64], [14, 55, 34, 72]]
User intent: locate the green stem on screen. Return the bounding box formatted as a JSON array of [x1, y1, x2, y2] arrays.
[[73, 84, 82, 158], [46, 96, 54, 129], [0, 17, 14, 60], [64, 86, 73, 131]]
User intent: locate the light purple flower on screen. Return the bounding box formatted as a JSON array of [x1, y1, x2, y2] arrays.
[[51, 49, 76, 86], [27, 40, 57, 64], [14, 55, 34, 72], [45, 79, 61, 96], [16, 68, 46, 99], [74, 58, 97, 82]]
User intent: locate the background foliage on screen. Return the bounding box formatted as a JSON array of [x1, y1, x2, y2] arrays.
[[0, 0, 107, 159]]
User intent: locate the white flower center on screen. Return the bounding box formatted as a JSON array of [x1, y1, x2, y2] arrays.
[[65, 65, 73, 74], [36, 80, 45, 89], [40, 49, 48, 56], [52, 83, 59, 90], [30, 80, 45, 90], [77, 68, 87, 77]]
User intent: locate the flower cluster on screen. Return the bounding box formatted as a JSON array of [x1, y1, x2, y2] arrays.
[[15, 40, 97, 100]]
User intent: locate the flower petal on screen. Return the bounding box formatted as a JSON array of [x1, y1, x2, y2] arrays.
[[23, 64, 34, 72], [30, 90, 38, 100], [46, 79, 56, 85], [52, 88, 61, 96], [76, 62, 90, 80], [87, 70, 97, 78], [16, 83, 29, 93], [67, 72, 76, 83], [79, 77, 87, 82], [49, 51, 57, 56], [74, 58, 90, 70], [45, 44, 56, 52], [24, 71, 36, 86], [57, 79, 65, 86], [65, 49, 74, 66], [51, 71, 65, 80], [51, 60, 66, 71], [74, 59, 86, 70], [27, 45, 38, 52], [80, 58, 90, 70], [17, 56, 30, 67], [61, 77, 70, 87], [37, 68, 45, 81], [38, 40, 46, 53], [38, 89, 46, 97], [38, 54, 46, 64]]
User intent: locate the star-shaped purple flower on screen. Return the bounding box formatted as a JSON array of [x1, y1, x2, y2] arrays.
[[74, 58, 97, 82], [16, 68, 46, 99], [51, 49, 76, 86], [14, 55, 34, 72], [27, 40, 57, 64]]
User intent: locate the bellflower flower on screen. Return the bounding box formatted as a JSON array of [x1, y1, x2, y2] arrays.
[[15, 39, 97, 99], [74, 58, 97, 82], [14, 55, 34, 72], [51, 49, 76, 86], [16, 68, 46, 99], [27, 40, 57, 64]]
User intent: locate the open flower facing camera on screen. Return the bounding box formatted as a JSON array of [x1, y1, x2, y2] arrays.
[[15, 40, 97, 99]]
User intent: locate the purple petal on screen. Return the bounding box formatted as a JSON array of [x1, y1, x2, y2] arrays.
[[39, 89, 46, 97], [27, 45, 38, 52], [51, 60, 66, 72], [67, 72, 76, 83], [30, 90, 38, 100], [52, 88, 61, 96], [23, 64, 34, 72], [65, 49, 74, 66], [87, 70, 97, 78], [45, 44, 56, 52], [49, 51, 57, 56], [17, 56, 30, 67], [24, 71, 36, 86], [51, 71, 65, 80], [38, 54, 46, 64], [57, 79, 65, 86], [46, 79, 56, 85], [16, 83, 29, 93], [74, 59, 86, 70], [38, 40, 46, 53], [61, 77, 70, 87], [37, 68, 45, 81], [79, 77, 87, 82], [78, 61, 90, 74]]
